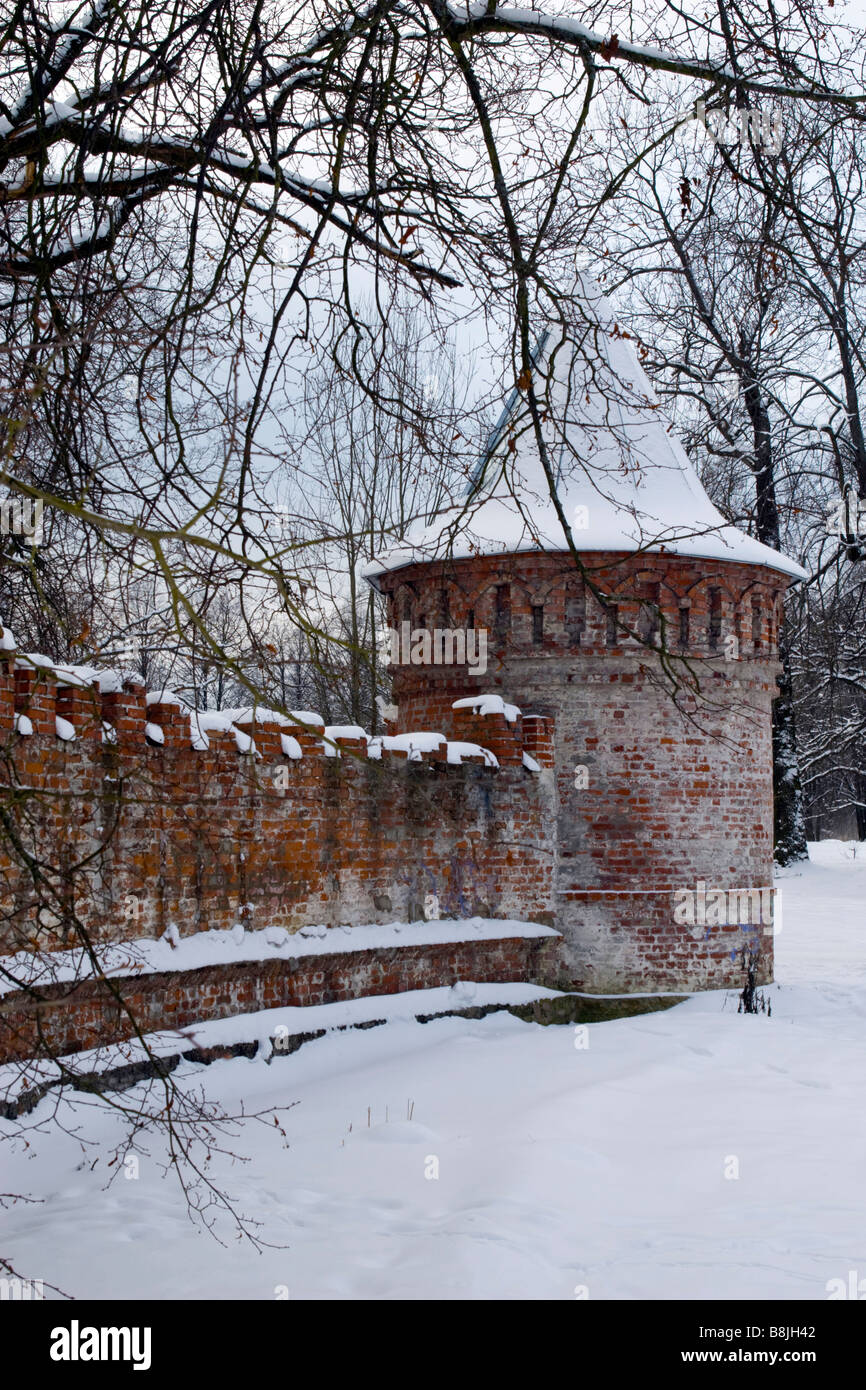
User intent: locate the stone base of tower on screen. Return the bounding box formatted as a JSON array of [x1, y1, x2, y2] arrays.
[[541, 909, 773, 998]]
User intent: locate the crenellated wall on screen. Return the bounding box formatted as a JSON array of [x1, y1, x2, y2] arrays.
[[0, 538, 790, 1070], [380, 551, 787, 736], [0, 659, 556, 960]]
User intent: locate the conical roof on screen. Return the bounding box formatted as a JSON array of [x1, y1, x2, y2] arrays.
[[364, 274, 806, 585]]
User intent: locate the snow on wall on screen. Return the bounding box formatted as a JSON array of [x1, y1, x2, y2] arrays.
[[0, 916, 561, 999], [0, 926, 564, 1068], [0, 638, 556, 964]]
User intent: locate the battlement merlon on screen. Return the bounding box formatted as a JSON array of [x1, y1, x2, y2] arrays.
[[0, 651, 553, 774]]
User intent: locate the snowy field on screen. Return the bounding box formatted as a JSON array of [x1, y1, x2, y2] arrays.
[[3, 841, 865, 1301]]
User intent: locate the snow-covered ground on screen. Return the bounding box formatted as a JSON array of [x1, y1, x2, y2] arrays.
[[2, 841, 864, 1301]]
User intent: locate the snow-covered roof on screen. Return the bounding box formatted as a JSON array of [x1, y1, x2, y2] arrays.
[[365, 274, 806, 585]]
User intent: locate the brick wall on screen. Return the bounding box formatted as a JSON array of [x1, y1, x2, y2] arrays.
[[0, 541, 790, 1065], [0, 671, 556, 959], [0, 934, 563, 1066]]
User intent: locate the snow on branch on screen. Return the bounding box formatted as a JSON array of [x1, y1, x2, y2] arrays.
[[443, 4, 866, 105]]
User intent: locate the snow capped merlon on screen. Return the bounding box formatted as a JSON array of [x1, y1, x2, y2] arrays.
[[323, 723, 368, 741], [14, 652, 140, 694], [446, 741, 498, 767], [221, 706, 324, 730], [453, 694, 521, 722], [147, 700, 325, 751], [322, 724, 369, 756], [287, 710, 325, 728], [189, 711, 254, 754], [0, 622, 16, 651], [367, 732, 446, 761], [364, 272, 806, 585], [1, 640, 542, 772], [281, 734, 302, 759], [54, 663, 139, 693], [57, 664, 113, 690], [15, 651, 55, 671], [146, 688, 188, 708]]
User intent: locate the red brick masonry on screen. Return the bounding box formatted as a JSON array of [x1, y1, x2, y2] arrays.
[[0, 934, 562, 1065], [379, 550, 788, 994], [0, 544, 790, 1063], [0, 671, 556, 958]]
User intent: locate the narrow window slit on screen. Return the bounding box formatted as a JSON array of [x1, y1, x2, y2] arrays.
[[605, 602, 619, 647], [566, 586, 586, 647], [751, 597, 763, 650], [708, 588, 722, 649]]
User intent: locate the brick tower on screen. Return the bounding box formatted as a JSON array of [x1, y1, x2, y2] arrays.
[[365, 277, 805, 994]]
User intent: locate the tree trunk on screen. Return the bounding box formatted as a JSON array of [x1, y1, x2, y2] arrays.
[[742, 360, 808, 863], [772, 621, 809, 864]]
